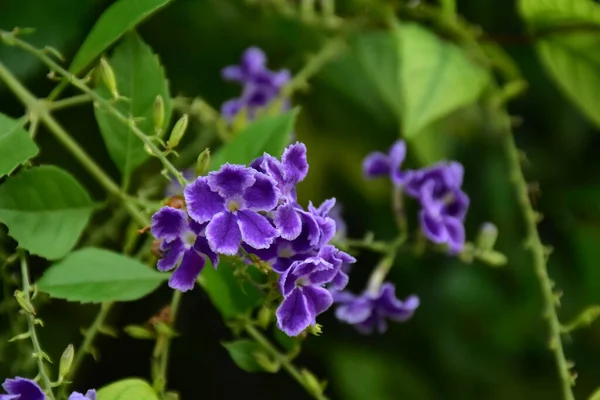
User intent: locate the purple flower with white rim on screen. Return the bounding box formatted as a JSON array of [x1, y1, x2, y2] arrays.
[[151, 206, 218, 292], [260, 143, 309, 240], [334, 283, 419, 334], [184, 164, 279, 255], [68, 390, 96, 400], [0, 377, 44, 400], [363, 140, 407, 186], [276, 245, 354, 336]]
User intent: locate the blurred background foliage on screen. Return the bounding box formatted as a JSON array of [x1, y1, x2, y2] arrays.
[[1, 0, 600, 399]]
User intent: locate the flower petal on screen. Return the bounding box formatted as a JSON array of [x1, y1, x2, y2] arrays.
[[261, 154, 286, 187], [243, 172, 279, 211], [276, 288, 312, 336], [363, 152, 390, 178], [151, 207, 187, 242], [184, 177, 225, 223], [274, 204, 302, 240], [221, 98, 243, 120], [329, 269, 349, 291], [237, 210, 278, 249], [388, 140, 407, 185], [2, 377, 44, 400], [282, 142, 308, 184], [157, 239, 185, 271], [291, 210, 321, 252], [335, 297, 372, 324], [221, 65, 244, 81], [443, 217, 466, 253], [377, 283, 419, 322], [194, 235, 219, 268], [278, 267, 297, 297], [302, 285, 333, 319], [241, 47, 267, 74], [169, 248, 206, 292], [207, 164, 256, 199], [205, 212, 242, 255], [420, 210, 447, 244]]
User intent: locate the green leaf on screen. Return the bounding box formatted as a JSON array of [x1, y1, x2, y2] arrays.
[[0, 113, 38, 177], [519, 0, 600, 127], [398, 23, 490, 138], [198, 259, 263, 319], [209, 108, 299, 170], [94, 33, 172, 178], [0, 166, 93, 260], [589, 386, 600, 400], [69, 0, 172, 74], [37, 247, 168, 302], [222, 339, 264, 373], [97, 378, 158, 400]]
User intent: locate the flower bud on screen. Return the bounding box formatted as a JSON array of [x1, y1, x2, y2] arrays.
[[8, 331, 31, 342], [477, 250, 507, 267], [99, 58, 119, 99], [195, 148, 211, 176], [124, 325, 156, 340], [153, 95, 165, 135], [253, 351, 280, 373], [14, 290, 35, 315], [58, 344, 74, 379], [167, 114, 189, 150], [257, 306, 272, 329], [476, 222, 498, 252], [301, 369, 324, 396]]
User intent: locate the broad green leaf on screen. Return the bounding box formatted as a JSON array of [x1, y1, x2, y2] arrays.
[[0, 113, 38, 177], [519, 0, 600, 127], [97, 378, 158, 400], [0, 166, 93, 260], [198, 258, 263, 319], [209, 108, 299, 170], [222, 339, 264, 373], [94, 33, 172, 178], [398, 23, 490, 138], [69, 0, 172, 74], [37, 247, 168, 302], [589, 386, 600, 400]]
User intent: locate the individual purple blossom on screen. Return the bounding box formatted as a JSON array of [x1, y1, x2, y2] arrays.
[[0, 377, 44, 400], [363, 140, 407, 186], [334, 283, 419, 334], [151, 206, 218, 292], [184, 164, 279, 255], [68, 390, 96, 400], [276, 245, 355, 336]]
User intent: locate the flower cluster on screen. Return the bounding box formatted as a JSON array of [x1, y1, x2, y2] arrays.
[[0, 377, 95, 400], [364, 139, 470, 253], [152, 142, 355, 336], [220, 47, 291, 122]]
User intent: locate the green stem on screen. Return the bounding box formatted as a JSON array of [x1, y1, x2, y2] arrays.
[[47, 94, 92, 111], [154, 291, 182, 394], [0, 60, 149, 227], [19, 252, 55, 400], [58, 302, 113, 398], [439, 0, 456, 21], [500, 115, 575, 400], [245, 324, 329, 400]]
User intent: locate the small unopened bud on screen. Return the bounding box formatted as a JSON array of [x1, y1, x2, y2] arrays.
[[14, 290, 35, 315], [59, 344, 74, 379], [301, 369, 324, 396], [257, 306, 271, 329], [195, 148, 211, 176], [164, 392, 180, 400], [253, 351, 280, 373], [154, 95, 165, 135], [99, 58, 118, 99], [167, 114, 189, 150], [477, 250, 507, 267], [124, 325, 156, 340], [8, 331, 31, 342], [476, 222, 498, 252]]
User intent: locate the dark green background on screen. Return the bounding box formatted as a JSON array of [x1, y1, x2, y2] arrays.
[[2, 0, 600, 399]]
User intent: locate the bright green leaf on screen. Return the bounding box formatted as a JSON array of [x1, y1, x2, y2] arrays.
[[222, 339, 264, 373], [589, 386, 600, 400], [37, 248, 168, 302], [398, 23, 490, 138], [0, 113, 38, 177], [209, 108, 299, 170], [0, 166, 93, 260], [69, 0, 172, 74], [519, 0, 600, 128], [198, 258, 263, 319], [94, 32, 172, 178], [97, 378, 158, 400]]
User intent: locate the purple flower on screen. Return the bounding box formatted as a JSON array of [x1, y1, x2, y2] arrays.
[[220, 47, 291, 122], [276, 245, 355, 336], [184, 164, 279, 255], [363, 140, 407, 185], [68, 390, 96, 400], [0, 377, 44, 400], [404, 161, 464, 198], [334, 283, 419, 334], [151, 206, 218, 292]]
